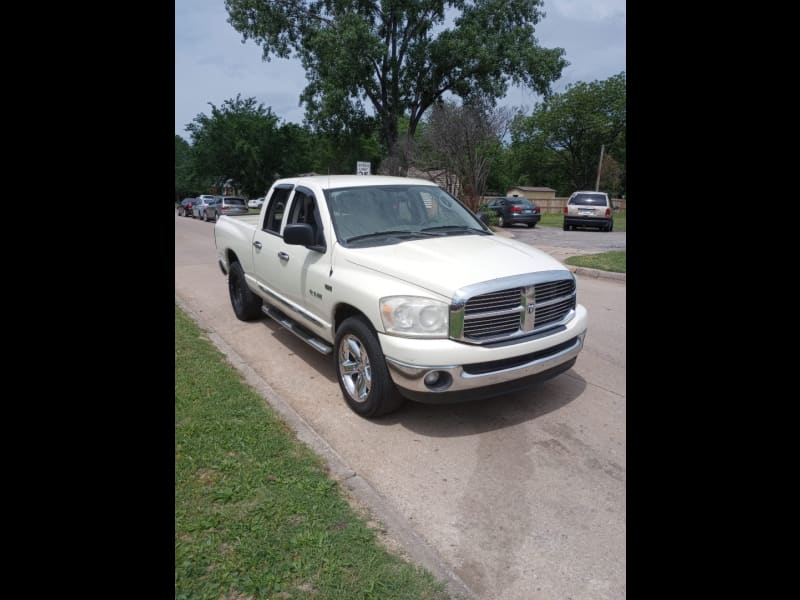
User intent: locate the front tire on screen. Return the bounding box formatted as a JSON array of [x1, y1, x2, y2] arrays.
[[335, 316, 404, 418], [228, 261, 262, 321]]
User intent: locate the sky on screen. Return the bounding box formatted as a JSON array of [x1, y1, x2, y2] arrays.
[[175, 0, 625, 142]]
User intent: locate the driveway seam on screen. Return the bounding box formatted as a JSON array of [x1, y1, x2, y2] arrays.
[[175, 293, 475, 600]]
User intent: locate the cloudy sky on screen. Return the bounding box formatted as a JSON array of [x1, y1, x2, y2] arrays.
[[175, 0, 625, 141]]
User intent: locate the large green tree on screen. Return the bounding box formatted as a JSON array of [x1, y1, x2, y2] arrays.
[[186, 95, 308, 197], [175, 135, 199, 201], [510, 72, 626, 195], [225, 0, 567, 170]]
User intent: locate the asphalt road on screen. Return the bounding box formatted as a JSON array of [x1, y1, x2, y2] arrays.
[[175, 213, 626, 600], [498, 222, 627, 263]]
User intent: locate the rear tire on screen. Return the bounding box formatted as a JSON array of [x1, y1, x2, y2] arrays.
[[527, 223, 536, 228], [228, 261, 262, 321], [335, 316, 404, 418], [203, 211, 209, 222], [498, 215, 507, 227]]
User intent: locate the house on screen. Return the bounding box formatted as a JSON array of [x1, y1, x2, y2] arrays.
[[407, 166, 462, 198]]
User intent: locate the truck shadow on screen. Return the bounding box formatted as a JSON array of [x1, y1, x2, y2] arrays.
[[260, 318, 587, 436], [379, 371, 588, 436]]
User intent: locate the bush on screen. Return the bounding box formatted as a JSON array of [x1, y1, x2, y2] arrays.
[[476, 203, 499, 227]]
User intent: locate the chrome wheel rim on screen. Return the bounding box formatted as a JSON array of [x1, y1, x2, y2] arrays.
[[338, 334, 371, 403]]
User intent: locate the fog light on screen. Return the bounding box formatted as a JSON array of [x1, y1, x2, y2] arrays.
[[424, 371, 440, 386], [422, 370, 453, 391]]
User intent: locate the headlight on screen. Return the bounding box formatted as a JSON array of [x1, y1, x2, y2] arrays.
[[380, 296, 449, 337]]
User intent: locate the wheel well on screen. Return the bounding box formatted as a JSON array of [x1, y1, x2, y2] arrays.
[[226, 250, 240, 265], [334, 304, 370, 334]]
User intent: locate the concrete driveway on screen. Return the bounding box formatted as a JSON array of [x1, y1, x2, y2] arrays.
[[175, 214, 626, 599]]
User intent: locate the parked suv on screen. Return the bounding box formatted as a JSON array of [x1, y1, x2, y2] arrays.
[[563, 191, 613, 232], [192, 195, 218, 219], [205, 196, 248, 221], [486, 196, 541, 228]]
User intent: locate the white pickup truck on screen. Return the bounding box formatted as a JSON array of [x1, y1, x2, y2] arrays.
[[214, 175, 588, 417]]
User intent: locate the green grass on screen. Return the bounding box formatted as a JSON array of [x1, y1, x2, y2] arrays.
[[564, 251, 626, 273], [538, 210, 626, 232], [175, 305, 449, 600]]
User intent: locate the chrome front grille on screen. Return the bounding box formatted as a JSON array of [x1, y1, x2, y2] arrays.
[[450, 271, 577, 344]]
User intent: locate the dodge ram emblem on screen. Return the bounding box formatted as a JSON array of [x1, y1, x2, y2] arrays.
[[526, 304, 535, 314]]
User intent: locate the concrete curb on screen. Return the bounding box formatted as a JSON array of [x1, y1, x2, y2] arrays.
[[565, 265, 626, 282], [175, 294, 475, 600]]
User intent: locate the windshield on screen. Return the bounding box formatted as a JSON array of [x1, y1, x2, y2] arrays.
[[326, 185, 489, 246], [569, 193, 608, 206]]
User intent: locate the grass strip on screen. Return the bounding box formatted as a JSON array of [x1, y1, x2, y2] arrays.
[[175, 304, 448, 599]]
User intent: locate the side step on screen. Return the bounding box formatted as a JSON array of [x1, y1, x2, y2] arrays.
[[261, 305, 333, 355]]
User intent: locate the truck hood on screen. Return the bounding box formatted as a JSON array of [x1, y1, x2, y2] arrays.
[[341, 234, 568, 298]]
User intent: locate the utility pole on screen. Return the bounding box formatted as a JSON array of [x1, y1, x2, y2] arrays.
[[595, 144, 605, 191]]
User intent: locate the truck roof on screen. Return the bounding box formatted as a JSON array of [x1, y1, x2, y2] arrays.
[[272, 174, 438, 190]]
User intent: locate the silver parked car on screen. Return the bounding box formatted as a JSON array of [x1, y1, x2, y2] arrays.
[[563, 191, 614, 232], [192, 195, 218, 219], [247, 197, 264, 209], [204, 196, 249, 221]]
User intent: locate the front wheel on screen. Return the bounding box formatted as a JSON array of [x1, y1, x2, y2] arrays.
[[228, 261, 262, 321], [335, 316, 404, 418]]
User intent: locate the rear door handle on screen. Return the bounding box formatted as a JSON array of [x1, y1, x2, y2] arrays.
[[278, 252, 289, 261], [253, 241, 262, 250]]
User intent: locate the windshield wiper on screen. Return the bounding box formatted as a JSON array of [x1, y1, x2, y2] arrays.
[[420, 225, 490, 235], [345, 230, 435, 243]]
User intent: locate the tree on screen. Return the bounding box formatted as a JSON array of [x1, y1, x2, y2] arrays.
[[186, 95, 309, 197], [418, 98, 511, 210], [511, 72, 626, 194], [175, 135, 199, 201], [225, 0, 567, 171]]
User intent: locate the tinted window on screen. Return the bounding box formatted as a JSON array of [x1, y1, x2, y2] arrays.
[[224, 197, 246, 206], [263, 187, 292, 233], [569, 193, 608, 206]]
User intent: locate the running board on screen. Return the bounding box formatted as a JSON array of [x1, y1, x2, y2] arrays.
[[261, 305, 333, 355]]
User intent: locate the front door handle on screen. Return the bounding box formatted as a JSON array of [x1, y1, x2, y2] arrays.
[[278, 251, 289, 261], [253, 241, 262, 250]]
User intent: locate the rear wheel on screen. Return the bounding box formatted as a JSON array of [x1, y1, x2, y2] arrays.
[[203, 211, 209, 222], [498, 215, 507, 227], [527, 222, 536, 228], [335, 316, 404, 418], [228, 261, 262, 321]]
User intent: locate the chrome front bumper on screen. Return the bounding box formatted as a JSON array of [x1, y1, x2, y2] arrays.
[[384, 331, 585, 395]]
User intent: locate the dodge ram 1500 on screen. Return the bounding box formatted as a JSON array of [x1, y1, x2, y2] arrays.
[[214, 175, 588, 417]]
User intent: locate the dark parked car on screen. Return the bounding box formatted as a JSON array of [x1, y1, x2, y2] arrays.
[[177, 198, 196, 217], [486, 197, 541, 228], [204, 196, 249, 221], [563, 191, 613, 231]]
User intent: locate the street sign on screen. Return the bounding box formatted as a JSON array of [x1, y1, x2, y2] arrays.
[[356, 161, 371, 176]]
